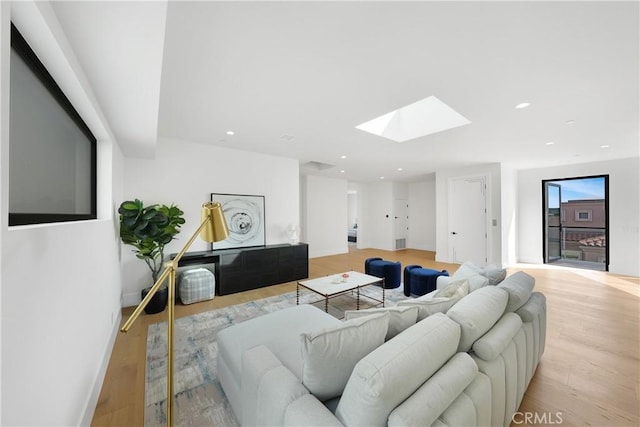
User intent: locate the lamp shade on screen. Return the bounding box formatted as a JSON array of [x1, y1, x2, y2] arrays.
[[200, 201, 229, 243]]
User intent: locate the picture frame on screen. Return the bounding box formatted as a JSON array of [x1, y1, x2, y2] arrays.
[[210, 193, 266, 250]]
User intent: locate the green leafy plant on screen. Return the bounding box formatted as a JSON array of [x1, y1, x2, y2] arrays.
[[118, 199, 185, 283]]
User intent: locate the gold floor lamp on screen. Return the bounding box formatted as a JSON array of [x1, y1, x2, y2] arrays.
[[120, 201, 229, 427]]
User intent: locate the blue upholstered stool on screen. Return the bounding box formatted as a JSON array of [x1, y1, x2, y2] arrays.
[[403, 265, 449, 297], [364, 257, 401, 289]]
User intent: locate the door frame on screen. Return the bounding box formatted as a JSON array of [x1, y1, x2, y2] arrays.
[[447, 174, 490, 265], [541, 174, 609, 271], [543, 182, 562, 263]]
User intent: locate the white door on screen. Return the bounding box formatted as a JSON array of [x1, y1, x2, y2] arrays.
[[394, 199, 408, 250], [449, 176, 488, 265]]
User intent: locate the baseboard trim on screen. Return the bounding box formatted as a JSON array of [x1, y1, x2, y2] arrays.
[[79, 310, 122, 426], [309, 247, 349, 258]]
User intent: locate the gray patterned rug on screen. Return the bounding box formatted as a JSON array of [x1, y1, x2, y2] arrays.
[[144, 285, 409, 426]]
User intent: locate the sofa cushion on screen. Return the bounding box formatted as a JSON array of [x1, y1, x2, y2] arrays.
[[388, 352, 478, 426], [482, 265, 507, 285], [472, 313, 523, 361], [446, 286, 509, 352], [217, 304, 340, 387], [284, 395, 344, 427], [241, 345, 309, 426], [465, 274, 490, 292], [344, 306, 418, 340], [300, 312, 388, 401], [515, 291, 546, 323], [497, 271, 535, 312], [452, 261, 500, 291], [335, 313, 461, 426]]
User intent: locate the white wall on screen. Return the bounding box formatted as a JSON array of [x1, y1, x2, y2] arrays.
[[501, 163, 518, 267], [517, 157, 640, 276], [408, 179, 436, 251], [302, 175, 348, 258], [1, 2, 124, 425], [122, 138, 300, 305], [435, 163, 502, 265]]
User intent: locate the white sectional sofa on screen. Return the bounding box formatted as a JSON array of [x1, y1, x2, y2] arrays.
[[216, 269, 546, 426]]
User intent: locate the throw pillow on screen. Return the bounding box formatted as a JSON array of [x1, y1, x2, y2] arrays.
[[434, 279, 470, 299], [397, 297, 462, 321], [344, 306, 419, 340], [451, 262, 483, 281], [450, 262, 489, 292], [300, 312, 389, 401]]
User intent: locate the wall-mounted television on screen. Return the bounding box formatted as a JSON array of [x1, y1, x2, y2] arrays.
[[9, 23, 96, 226]]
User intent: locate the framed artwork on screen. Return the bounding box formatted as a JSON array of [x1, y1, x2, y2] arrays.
[[210, 193, 266, 250]]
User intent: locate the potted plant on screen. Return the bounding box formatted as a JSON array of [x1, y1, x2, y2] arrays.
[[119, 199, 185, 313]]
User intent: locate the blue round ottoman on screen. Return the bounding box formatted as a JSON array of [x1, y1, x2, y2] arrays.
[[404, 265, 449, 297], [364, 257, 401, 289]]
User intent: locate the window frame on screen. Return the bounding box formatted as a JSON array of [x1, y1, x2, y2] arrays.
[[575, 210, 592, 222], [9, 23, 97, 226]]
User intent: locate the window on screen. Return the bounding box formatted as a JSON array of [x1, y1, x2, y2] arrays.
[[575, 210, 592, 221], [9, 23, 96, 226]]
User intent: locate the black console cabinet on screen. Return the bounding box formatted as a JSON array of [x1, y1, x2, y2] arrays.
[[173, 243, 309, 296]]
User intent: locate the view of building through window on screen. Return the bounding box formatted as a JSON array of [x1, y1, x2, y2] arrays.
[[544, 176, 607, 271]]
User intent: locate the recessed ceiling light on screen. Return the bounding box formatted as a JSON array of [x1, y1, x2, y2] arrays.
[[226, 130, 235, 135], [515, 102, 531, 109], [397, 168, 403, 171], [565, 120, 575, 125], [340, 170, 345, 173], [546, 141, 555, 146], [355, 96, 471, 143], [600, 145, 610, 149], [380, 176, 385, 180], [340, 155, 347, 159]]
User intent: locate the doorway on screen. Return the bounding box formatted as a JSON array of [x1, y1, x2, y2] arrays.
[[347, 191, 358, 246], [543, 175, 609, 271], [449, 175, 488, 266]]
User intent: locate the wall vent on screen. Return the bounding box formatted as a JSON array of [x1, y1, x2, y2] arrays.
[[395, 238, 406, 250]]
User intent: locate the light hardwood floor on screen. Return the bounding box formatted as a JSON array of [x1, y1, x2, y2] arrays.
[[92, 248, 639, 426]]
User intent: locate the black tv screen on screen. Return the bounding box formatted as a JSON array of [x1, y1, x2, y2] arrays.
[[9, 23, 96, 226]]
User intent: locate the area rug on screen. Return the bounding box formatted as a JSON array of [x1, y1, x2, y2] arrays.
[[144, 285, 409, 426]]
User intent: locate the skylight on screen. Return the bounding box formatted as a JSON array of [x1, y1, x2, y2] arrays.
[[355, 96, 471, 142]]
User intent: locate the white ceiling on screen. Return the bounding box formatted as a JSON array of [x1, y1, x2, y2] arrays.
[[52, 1, 639, 183]]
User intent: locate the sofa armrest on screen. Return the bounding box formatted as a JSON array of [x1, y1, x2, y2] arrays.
[[284, 394, 343, 426], [242, 345, 320, 426], [436, 275, 452, 289]]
